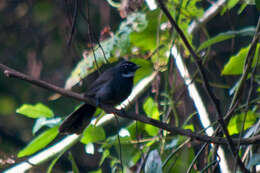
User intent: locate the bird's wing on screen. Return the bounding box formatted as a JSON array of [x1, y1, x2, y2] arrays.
[[86, 67, 115, 96]]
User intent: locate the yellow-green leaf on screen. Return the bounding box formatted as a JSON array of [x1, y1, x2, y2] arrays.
[[143, 97, 160, 136], [16, 103, 54, 118], [18, 126, 59, 157], [222, 43, 260, 75], [81, 125, 106, 144], [228, 111, 257, 135]]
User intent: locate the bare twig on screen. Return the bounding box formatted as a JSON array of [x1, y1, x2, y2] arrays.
[[66, 0, 78, 45]]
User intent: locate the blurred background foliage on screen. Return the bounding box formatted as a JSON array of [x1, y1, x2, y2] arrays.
[[0, 0, 259, 172]]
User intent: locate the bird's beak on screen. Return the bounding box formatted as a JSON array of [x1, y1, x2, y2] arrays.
[[134, 65, 141, 70]]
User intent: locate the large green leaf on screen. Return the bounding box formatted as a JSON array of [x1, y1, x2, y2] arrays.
[[18, 126, 59, 157], [143, 97, 160, 136], [81, 125, 106, 144], [197, 27, 255, 52], [228, 111, 257, 135], [16, 103, 54, 118], [222, 43, 260, 75]]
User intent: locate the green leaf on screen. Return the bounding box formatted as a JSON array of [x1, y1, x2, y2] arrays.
[[89, 169, 102, 173], [227, 0, 240, 9], [115, 143, 138, 167], [130, 10, 160, 51], [220, 0, 240, 14], [183, 124, 195, 132], [173, 0, 203, 46], [99, 149, 110, 166], [127, 121, 145, 139], [131, 151, 142, 165], [143, 97, 160, 119], [197, 27, 255, 52], [222, 43, 260, 75], [18, 126, 59, 157], [68, 152, 80, 173], [238, 3, 248, 14], [143, 97, 160, 136], [145, 124, 159, 137], [145, 150, 162, 173], [228, 111, 257, 135], [131, 58, 154, 84], [81, 125, 106, 144], [16, 103, 54, 118]]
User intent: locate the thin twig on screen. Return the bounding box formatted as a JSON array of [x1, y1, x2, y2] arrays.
[[66, 0, 78, 45], [187, 143, 208, 173], [156, 1, 249, 172], [114, 115, 124, 172]]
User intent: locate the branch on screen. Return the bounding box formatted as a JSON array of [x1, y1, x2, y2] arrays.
[[156, 0, 249, 172], [227, 17, 260, 120], [1, 63, 260, 145], [2, 62, 260, 172], [3, 134, 80, 173]]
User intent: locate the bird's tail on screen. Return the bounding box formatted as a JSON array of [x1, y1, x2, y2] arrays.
[[59, 103, 96, 134]]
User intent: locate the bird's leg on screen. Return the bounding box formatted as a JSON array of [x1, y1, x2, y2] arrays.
[[95, 98, 100, 107]]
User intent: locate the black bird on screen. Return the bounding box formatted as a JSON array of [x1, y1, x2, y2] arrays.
[[59, 60, 140, 134]]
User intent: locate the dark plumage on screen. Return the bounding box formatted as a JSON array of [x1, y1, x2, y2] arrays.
[[59, 60, 139, 134]]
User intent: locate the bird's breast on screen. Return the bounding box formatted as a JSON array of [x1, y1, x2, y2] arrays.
[[108, 76, 134, 105]]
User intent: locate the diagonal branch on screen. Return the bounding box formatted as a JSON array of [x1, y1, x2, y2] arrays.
[[156, 0, 249, 172], [1, 63, 260, 145]]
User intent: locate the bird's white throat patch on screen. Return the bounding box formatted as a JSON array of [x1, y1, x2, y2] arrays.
[[122, 72, 134, 78]]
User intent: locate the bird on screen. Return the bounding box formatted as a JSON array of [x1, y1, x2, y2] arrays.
[[59, 60, 140, 134]]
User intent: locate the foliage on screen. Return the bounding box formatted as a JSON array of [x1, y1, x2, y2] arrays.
[[81, 125, 106, 144], [18, 126, 59, 157], [222, 43, 260, 75], [1, 0, 260, 173], [16, 103, 54, 118], [228, 111, 258, 135]]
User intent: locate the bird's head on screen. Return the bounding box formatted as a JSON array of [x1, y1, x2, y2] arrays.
[[118, 60, 140, 78]]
